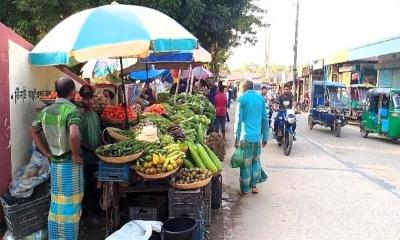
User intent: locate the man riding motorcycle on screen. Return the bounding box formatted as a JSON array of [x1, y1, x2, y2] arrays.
[[273, 84, 297, 140]]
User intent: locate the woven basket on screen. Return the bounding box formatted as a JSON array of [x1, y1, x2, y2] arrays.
[[135, 166, 179, 180], [106, 127, 130, 141], [96, 150, 143, 164], [170, 177, 212, 190]]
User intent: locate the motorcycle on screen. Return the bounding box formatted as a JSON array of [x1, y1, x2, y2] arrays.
[[273, 109, 296, 156]]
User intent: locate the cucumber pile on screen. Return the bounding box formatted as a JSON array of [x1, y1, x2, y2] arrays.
[[184, 141, 223, 173]]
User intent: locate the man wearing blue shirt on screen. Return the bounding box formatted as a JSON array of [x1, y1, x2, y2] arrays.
[[234, 80, 269, 195]]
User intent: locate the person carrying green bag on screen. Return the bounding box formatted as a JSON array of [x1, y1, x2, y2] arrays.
[[230, 148, 244, 168], [233, 80, 269, 196]]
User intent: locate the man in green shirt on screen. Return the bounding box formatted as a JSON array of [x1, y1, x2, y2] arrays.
[[30, 77, 83, 240], [79, 85, 102, 216]]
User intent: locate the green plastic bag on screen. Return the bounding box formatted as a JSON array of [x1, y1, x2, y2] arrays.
[[230, 148, 244, 168]]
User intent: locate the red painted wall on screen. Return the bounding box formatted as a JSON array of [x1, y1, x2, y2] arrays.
[[0, 22, 87, 194], [0, 23, 14, 194]]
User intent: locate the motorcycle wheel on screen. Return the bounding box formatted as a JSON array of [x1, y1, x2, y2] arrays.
[[333, 124, 341, 137], [308, 116, 314, 130], [277, 138, 283, 146], [283, 133, 293, 156]]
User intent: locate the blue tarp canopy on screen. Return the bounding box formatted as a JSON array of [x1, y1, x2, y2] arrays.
[[140, 51, 193, 63], [129, 64, 169, 82]]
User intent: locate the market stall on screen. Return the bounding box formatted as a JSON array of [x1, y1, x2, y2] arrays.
[[0, 3, 223, 239], [97, 92, 224, 240]]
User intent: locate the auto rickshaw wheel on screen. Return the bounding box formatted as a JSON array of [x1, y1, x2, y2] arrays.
[[308, 116, 314, 130], [333, 124, 341, 137], [361, 125, 369, 138]]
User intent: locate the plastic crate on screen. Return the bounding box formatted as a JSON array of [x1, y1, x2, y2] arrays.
[[202, 182, 211, 202], [129, 206, 161, 221], [98, 161, 131, 182], [211, 174, 222, 210], [202, 183, 211, 225], [129, 195, 167, 221], [203, 199, 211, 226], [168, 189, 203, 220], [0, 183, 50, 239]]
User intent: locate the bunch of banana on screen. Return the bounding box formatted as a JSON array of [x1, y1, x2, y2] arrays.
[[133, 143, 185, 174]]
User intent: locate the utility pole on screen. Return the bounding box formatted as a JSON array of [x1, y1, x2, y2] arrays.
[[264, 23, 271, 83], [293, 0, 300, 101]]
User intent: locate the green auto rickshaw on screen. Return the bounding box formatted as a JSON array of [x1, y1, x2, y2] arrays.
[[348, 83, 375, 122], [360, 88, 400, 139]]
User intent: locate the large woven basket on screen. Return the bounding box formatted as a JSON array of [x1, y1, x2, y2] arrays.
[[170, 177, 212, 190], [135, 166, 179, 180], [106, 127, 130, 141], [96, 150, 143, 164]]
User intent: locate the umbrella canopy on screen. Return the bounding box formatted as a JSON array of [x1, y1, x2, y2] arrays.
[[141, 46, 212, 69], [81, 58, 137, 79], [182, 66, 213, 80], [29, 4, 198, 66], [129, 65, 168, 82]]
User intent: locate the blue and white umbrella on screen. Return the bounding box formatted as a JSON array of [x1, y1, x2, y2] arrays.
[[29, 3, 198, 66]]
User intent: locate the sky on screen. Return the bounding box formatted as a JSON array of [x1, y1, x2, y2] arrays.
[[227, 0, 400, 69]]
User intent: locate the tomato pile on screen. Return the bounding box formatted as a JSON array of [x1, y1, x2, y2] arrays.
[[101, 104, 137, 120], [40, 91, 82, 101], [144, 104, 166, 115], [41, 91, 57, 99]]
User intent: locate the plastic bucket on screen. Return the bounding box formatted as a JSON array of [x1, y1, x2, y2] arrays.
[[161, 218, 197, 240]]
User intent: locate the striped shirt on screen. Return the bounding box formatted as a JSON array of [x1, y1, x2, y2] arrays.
[[33, 98, 81, 162]]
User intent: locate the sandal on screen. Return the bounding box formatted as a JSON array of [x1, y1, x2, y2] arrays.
[[251, 187, 259, 194], [237, 191, 248, 196]]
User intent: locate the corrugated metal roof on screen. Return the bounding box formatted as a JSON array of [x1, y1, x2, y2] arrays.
[[313, 80, 346, 87], [349, 35, 400, 61]]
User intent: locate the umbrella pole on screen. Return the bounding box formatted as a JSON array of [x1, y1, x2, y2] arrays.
[[146, 63, 149, 82], [174, 69, 181, 104], [119, 57, 129, 129], [189, 65, 195, 94], [185, 65, 192, 96]]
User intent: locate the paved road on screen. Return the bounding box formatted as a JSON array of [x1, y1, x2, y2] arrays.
[[212, 110, 400, 240]]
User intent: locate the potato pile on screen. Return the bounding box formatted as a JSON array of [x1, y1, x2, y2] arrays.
[[171, 168, 213, 184]]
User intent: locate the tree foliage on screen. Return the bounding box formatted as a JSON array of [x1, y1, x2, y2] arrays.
[[0, 0, 264, 76]]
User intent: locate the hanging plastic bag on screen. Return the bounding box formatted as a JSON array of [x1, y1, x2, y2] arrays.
[[9, 149, 49, 198], [230, 148, 244, 168], [4, 229, 47, 240]]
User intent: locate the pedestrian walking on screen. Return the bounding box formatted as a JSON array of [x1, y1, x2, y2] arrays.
[[208, 82, 218, 105], [234, 80, 268, 195], [214, 85, 228, 138], [225, 86, 232, 122], [30, 77, 83, 240]]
